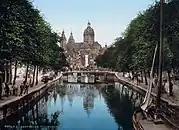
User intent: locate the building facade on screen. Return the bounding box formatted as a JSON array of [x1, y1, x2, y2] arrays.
[[60, 22, 107, 70]]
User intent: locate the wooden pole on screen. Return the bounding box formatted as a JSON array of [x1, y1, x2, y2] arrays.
[[156, 0, 164, 114]]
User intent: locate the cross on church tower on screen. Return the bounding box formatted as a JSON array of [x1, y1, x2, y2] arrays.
[[88, 21, 91, 26]]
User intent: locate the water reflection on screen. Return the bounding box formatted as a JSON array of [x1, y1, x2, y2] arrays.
[[2, 95, 60, 130], [101, 86, 134, 130], [1, 82, 141, 130], [83, 85, 97, 117]]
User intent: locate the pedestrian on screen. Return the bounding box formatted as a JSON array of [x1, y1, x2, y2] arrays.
[[0, 80, 2, 99], [19, 83, 24, 96], [154, 78, 158, 87], [5, 82, 9, 97], [2, 82, 5, 96], [24, 82, 29, 94], [12, 85, 18, 96], [54, 73, 57, 79], [162, 79, 167, 93]]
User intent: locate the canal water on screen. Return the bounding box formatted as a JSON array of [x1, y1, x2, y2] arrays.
[[1, 81, 141, 130]]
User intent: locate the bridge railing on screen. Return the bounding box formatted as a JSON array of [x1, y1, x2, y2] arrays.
[[63, 70, 116, 73]]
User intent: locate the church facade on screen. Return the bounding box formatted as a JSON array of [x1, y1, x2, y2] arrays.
[[60, 22, 107, 69]]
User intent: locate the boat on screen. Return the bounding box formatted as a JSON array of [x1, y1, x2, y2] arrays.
[[132, 109, 144, 130]]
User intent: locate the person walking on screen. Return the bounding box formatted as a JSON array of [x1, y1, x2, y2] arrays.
[[2, 82, 5, 96], [154, 77, 158, 87], [162, 79, 167, 93], [5, 82, 9, 97], [12, 85, 18, 96], [24, 82, 29, 94], [19, 82, 25, 96]]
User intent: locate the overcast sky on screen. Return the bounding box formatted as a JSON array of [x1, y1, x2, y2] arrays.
[[32, 0, 156, 47]]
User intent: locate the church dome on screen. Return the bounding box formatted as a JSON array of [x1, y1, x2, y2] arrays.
[[68, 32, 75, 43], [83, 22, 94, 36]]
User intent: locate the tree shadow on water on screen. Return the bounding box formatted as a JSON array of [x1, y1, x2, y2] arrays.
[[102, 87, 135, 130], [2, 96, 61, 130]]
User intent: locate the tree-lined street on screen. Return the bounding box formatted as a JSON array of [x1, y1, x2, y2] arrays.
[[96, 0, 179, 99], [0, 0, 68, 87]]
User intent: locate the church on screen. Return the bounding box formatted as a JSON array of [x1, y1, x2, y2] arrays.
[[60, 22, 107, 69]]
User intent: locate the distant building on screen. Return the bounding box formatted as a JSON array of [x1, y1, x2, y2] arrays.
[[59, 22, 107, 69]]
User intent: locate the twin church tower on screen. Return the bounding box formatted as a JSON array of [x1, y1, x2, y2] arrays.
[[60, 22, 107, 69], [60, 22, 96, 49]]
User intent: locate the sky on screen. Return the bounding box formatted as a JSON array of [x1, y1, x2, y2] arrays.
[[32, 0, 156, 47]]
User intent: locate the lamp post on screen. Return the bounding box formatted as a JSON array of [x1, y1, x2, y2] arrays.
[[156, 0, 164, 117]]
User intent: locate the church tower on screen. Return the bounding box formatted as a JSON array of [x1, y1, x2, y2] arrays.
[[60, 30, 67, 50], [68, 32, 75, 44], [83, 22, 95, 44]]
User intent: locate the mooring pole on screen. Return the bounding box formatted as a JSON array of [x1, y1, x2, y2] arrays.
[[156, 0, 164, 115]]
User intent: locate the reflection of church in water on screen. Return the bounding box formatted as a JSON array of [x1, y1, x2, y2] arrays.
[[57, 84, 99, 116], [83, 85, 98, 116]]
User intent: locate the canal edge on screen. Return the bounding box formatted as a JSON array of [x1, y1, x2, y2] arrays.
[[0, 74, 62, 109], [114, 72, 178, 107]]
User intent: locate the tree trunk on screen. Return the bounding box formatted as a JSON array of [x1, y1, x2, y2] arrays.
[[144, 70, 148, 85], [167, 70, 173, 96], [136, 75, 139, 85], [35, 66, 38, 85], [141, 71, 143, 83], [131, 71, 134, 80], [167, 70, 171, 85], [32, 106, 35, 125], [13, 61, 18, 85], [5, 61, 9, 83], [152, 69, 155, 78], [36, 102, 39, 126], [32, 65, 36, 87], [9, 61, 12, 84], [24, 64, 29, 84], [4, 62, 7, 83], [136, 72, 140, 85], [128, 71, 131, 79], [156, 68, 159, 77], [151, 70, 155, 88]]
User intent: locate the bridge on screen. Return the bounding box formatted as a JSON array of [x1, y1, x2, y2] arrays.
[[62, 70, 116, 75], [61, 70, 118, 83]]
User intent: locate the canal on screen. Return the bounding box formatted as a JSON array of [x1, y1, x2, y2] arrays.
[[1, 81, 142, 130]]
